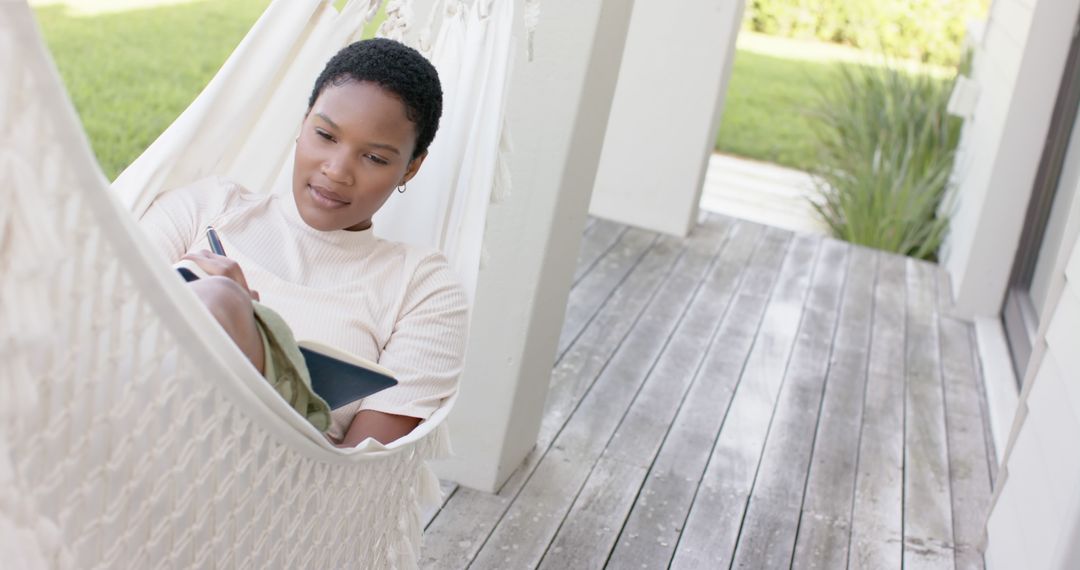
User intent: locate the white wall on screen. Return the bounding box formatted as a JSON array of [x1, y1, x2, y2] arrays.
[[985, 180, 1080, 568], [432, 0, 637, 492], [1031, 112, 1080, 320], [587, 0, 745, 237], [947, 2, 1080, 565], [943, 0, 1080, 317]]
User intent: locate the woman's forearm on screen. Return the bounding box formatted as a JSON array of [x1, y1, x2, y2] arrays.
[[338, 409, 421, 447]]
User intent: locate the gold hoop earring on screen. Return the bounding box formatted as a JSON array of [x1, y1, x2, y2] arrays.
[[397, 183, 407, 194]]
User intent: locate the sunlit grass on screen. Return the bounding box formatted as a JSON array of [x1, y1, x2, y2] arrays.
[[33, 0, 387, 180], [29, 0, 207, 17], [716, 50, 843, 172], [33, 0, 272, 179], [33, 0, 950, 182], [717, 32, 954, 172]]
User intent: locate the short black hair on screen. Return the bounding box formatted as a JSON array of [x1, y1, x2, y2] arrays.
[[308, 38, 442, 159]]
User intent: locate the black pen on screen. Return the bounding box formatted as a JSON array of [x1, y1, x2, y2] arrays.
[[206, 226, 227, 256]]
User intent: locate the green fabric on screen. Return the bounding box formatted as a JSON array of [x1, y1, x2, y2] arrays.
[[252, 302, 331, 432]]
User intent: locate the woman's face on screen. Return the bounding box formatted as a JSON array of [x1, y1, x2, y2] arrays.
[[292, 80, 425, 232]]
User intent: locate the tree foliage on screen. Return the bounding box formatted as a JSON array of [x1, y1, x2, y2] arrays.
[[746, 0, 987, 66]]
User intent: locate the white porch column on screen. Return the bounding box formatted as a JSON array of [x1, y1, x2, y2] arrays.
[[587, 0, 746, 237], [432, 0, 637, 492], [943, 0, 1080, 317]]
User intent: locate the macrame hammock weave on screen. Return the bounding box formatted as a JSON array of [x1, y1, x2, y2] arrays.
[[0, 0, 528, 567]]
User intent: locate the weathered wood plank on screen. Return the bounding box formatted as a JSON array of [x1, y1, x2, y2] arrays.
[[420, 229, 694, 570], [467, 218, 742, 570], [730, 239, 849, 569], [422, 221, 730, 570], [599, 222, 770, 469], [572, 218, 626, 285], [537, 221, 768, 569], [603, 226, 792, 570], [670, 233, 821, 568], [421, 484, 510, 570], [557, 227, 657, 359], [940, 313, 992, 570], [733, 497, 802, 569], [849, 253, 907, 570], [793, 513, 852, 570], [937, 266, 998, 482], [791, 246, 879, 570], [830, 246, 881, 352], [904, 259, 956, 569], [534, 457, 647, 570], [937, 262, 957, 317], [438, 219, 726, 569], [541, 232, 697, 450], [425, 222, 993, 570]]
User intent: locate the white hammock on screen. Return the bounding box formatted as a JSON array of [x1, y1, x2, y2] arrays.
[[0, 0, 513, 567]]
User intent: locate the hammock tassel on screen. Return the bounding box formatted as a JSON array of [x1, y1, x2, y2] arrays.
[[378, 0, 415, 42]]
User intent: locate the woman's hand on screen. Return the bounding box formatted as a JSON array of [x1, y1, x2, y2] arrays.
[[181, 250, 260, 301]]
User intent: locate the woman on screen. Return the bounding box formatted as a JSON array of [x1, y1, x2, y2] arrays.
[[138, 38, 469, 447]]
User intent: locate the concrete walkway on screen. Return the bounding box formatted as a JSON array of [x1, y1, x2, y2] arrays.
[[699, 152, 830, 236]]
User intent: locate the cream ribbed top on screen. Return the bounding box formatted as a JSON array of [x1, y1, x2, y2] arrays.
[[137, 176, 469, 441]]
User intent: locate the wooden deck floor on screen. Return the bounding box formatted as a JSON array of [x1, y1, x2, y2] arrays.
[[422, 215, 996, 569]]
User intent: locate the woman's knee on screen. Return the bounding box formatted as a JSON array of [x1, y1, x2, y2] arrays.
[[189, 276, 266, 372], [191, 276, 252, 324]]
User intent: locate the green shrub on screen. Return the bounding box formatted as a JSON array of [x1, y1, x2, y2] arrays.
[[808, 63, 961, 260], [745, 0, 987, 66]]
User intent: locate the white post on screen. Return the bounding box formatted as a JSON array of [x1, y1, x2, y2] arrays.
[[432, 0, 637, 492], [943, 0, 1080, 317], [587, 0, 746, 237]]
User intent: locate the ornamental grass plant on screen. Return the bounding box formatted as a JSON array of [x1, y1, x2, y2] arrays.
[[808, 63, 962, 260]]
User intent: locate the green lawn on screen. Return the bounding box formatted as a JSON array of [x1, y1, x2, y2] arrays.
[[716, 50, 844, 172], [33, 0, 272, 179], [32, 0, 384, 180], [33, 2, 944, 179], [717, 32, 953, 172]]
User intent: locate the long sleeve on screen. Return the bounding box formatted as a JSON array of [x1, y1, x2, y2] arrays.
[[135, 176, 233, 262]]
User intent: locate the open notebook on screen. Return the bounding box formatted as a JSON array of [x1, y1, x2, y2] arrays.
[[175, 259, 397, 409]]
